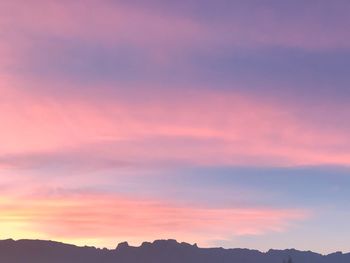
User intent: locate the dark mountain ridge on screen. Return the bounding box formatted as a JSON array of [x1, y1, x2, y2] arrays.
[[0, 238, 348, 263]]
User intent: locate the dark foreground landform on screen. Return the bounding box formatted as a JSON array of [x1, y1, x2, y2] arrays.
[[0, 239, 348, 263]]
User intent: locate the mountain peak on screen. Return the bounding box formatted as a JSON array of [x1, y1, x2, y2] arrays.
[[116, 241, 129, 250]]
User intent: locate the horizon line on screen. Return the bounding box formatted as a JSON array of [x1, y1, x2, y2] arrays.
[[1, 238, 347, 256]]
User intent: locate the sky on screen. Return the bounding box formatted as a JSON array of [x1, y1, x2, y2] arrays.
[[0, 0, 350, 254]]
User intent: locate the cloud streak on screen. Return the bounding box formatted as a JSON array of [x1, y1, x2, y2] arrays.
[[1, 81, 350, 168], [0, 192, 308, 248], [3, 0, 350, 52], [1, 0, 350, 253]]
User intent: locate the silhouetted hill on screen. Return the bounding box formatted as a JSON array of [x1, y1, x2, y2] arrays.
[[0, 238, 349, 263]]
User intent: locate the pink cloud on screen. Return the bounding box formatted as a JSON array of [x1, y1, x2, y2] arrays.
[[1, 0, 350, 54], [0, 191, 309, 248], [0, 1, 204, 52], [0, 1, 348, 252], [2, 1, 348, 169], [1, 78, 350, 168]]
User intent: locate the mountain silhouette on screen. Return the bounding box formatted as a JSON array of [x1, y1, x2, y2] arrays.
[[0, 238, 349, 263]]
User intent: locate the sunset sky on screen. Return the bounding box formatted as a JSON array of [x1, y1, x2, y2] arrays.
[[1, 0, 350, 254]]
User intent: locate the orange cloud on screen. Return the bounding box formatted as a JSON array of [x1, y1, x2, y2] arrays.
[[0, 192, 308, 248]]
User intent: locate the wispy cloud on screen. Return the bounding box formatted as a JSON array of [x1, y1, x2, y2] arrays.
[[0, 191, 309, 248], [1, 0, 350, 253], [1, 82, 349, 168]]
